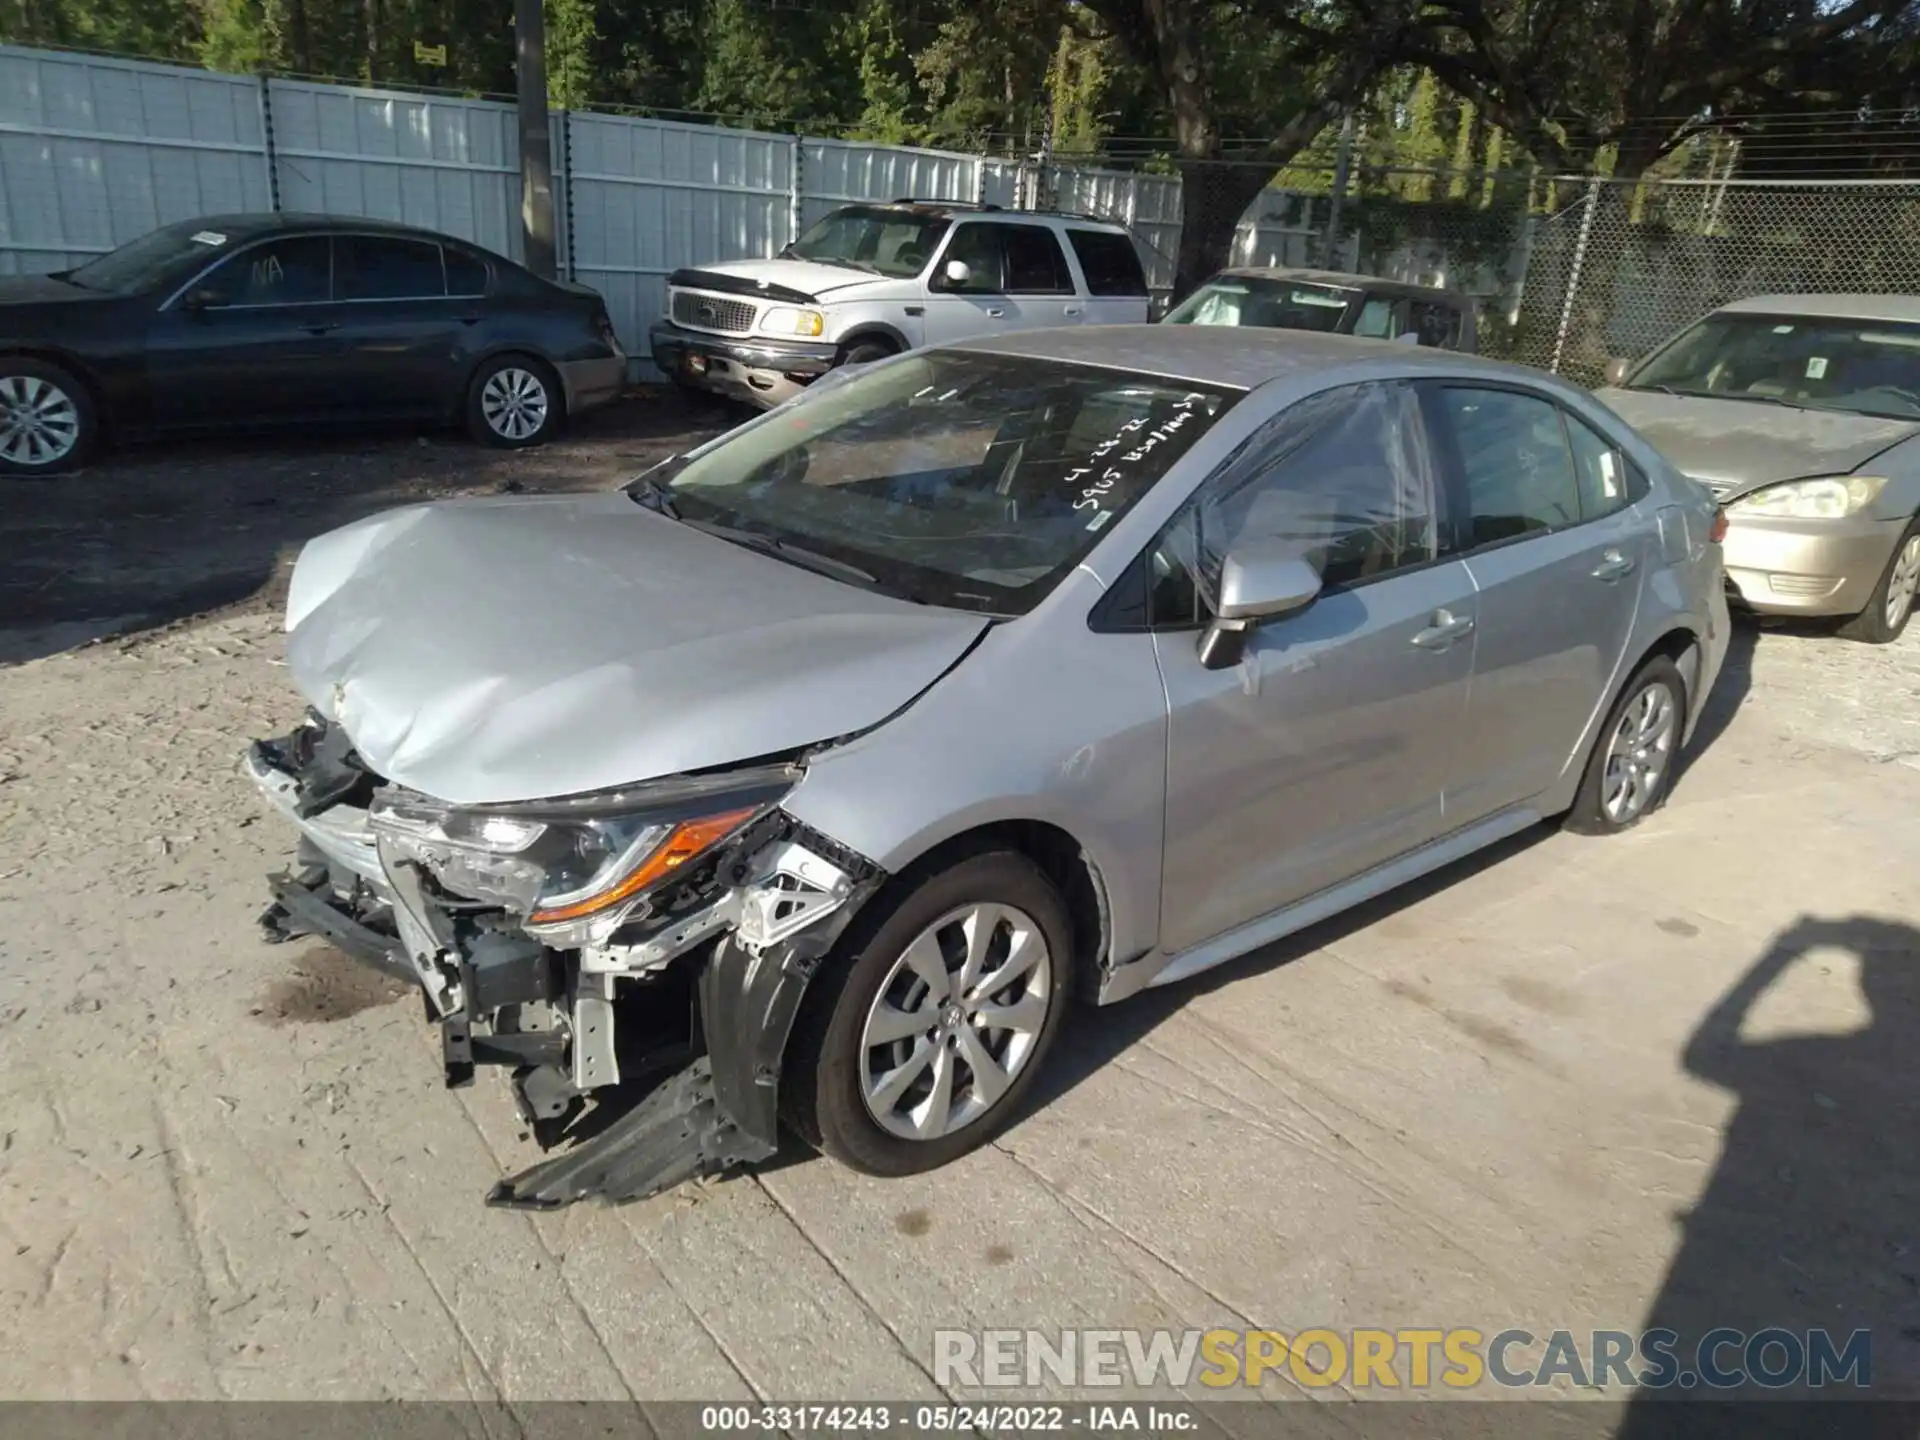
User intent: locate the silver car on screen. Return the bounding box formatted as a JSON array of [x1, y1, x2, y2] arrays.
[[246, 327, 1729, 1208], [1600, 294, 1920, 643]]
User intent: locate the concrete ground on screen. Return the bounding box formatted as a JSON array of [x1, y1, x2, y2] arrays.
[[2, 407, 1918, 1414]]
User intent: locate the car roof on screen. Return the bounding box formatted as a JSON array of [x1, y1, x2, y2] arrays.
[[163, 212, 476, 244], [840, 201, 1131, 234], [947, 324, 1530, 390], [1211, 266, 1471, 303], [1717, 293, 1920, 324]]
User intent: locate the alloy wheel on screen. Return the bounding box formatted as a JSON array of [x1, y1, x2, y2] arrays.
[[1602, 680, 1677, 825], [0, 373, 81, 468], [858, 902, 1054, 1142], [481, 367, 549, 441], [1884, 534, 1920, 631]]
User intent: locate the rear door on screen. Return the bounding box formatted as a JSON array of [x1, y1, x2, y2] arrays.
[[329, 233, 472, 418], [1426, 383, 1651, 823], [1064, 227, 1152, 325], [145, 233, 341, 428], [1152, 381, 1478, 954]]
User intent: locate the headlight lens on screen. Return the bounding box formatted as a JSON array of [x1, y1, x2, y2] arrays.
[[368, 767, 795, 945], [1728, 475, 1888, 520], [762, 306, 825, 337]]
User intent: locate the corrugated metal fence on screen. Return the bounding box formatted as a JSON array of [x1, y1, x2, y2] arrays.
[[0, 43, 1194, 368]]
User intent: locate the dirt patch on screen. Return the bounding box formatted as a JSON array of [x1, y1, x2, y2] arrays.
[[894, 1208, 932, 1237], [252, 944, 413, 1026], [0, 389, 733, 667]]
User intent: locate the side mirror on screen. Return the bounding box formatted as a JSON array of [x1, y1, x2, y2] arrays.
[[180, 287, 225, 312], [1197, 544, 1324, 670], [940, 259, 971, 289], [1603, 356, 1632, 386]]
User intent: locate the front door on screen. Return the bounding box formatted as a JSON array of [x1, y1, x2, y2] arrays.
[[1426, 384, 1651, 822], [1153, 381, 1477, 956], [922, 223, 1025, 344], [146, 234, 342, 428]]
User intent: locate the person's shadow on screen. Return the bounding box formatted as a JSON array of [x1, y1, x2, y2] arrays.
[[1618, 915, 1920, 1437]]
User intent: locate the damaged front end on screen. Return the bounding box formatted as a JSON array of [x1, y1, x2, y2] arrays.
[[247, 714, 882, 1209]]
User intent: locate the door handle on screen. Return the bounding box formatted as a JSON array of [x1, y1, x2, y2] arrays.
[[1591, 548, 1638, 582], [986, 307, 1005, 318], [1063, 306, 1082, 317], [1411, 609, 1475, 649], [456, 313, 483, 325], [300, 321, 339, 335]]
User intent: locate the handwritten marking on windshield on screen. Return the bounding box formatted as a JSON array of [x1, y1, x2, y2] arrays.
[[1069, 395, 1207, 515]]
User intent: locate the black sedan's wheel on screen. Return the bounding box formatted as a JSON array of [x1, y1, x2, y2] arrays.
[[467, 355, 560, 448], [0, 359, 95, 476], [784, 850, 1073, 1177]]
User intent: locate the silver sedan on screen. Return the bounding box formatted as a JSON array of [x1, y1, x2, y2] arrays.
[[246, 326, 1730, 1207]]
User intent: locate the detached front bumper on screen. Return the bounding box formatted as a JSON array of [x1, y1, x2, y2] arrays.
[[649, 321, 837, 409], [1721, 514, 1906, 618], [246, 719, 881, 1209]]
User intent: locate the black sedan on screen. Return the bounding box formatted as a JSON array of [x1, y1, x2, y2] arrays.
[[0, 214, 628, 475]]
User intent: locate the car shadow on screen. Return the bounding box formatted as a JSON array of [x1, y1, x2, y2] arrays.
[[1613, 913, 1920, 1432], [0, 389, 727, 667], [1675, 614, 1758, 779]]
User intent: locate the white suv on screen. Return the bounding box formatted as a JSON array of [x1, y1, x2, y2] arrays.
[[649, 201, 1152, 408]]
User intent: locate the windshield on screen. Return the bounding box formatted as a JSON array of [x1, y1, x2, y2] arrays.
[[785, 207, 950, 277], [1630, 313, 1920, 420], [66, 221, 238, 293], [1163, 277, 1355, 331], [641, 352, 1237, 614]]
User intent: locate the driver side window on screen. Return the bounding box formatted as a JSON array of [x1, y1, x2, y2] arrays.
[[939, 224, 1005, 293], [1149, 382, 1439, 626], [197, 236, 332, 307]]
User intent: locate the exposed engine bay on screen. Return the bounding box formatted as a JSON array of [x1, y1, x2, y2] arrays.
[[247, 714, 884, 1209]]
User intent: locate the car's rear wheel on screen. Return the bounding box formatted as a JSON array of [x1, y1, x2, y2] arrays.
[[467, 355, 561, 448], [1565, 655, 1686, 835], [0, 358, 95, 477], [784, 850, 1072, 1176], [1836, 520, 1920, 645]]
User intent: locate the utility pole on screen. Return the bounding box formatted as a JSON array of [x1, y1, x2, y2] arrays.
[[1321, 114, 1355, 269], [515, 0, 557, 279]]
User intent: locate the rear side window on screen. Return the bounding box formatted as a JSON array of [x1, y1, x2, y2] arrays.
[[1002, 225, 1074, 294], [1067, 229, 1149, 297], [1565, 411, 1650, 518], [445, 248, 490, 297], [336, 235, 447, 301], [1437, 388, 1581, 542]]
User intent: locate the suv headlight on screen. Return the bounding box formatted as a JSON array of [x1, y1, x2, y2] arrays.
[[1727, 475, 1888, 520], [761, 306, 825, 337], [369, 765, 796, 946]]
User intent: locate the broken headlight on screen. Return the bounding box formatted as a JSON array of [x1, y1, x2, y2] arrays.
[[368, 765, 797, 946]]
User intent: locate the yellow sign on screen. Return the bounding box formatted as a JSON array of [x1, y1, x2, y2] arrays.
[[414, 41, 447, 66]]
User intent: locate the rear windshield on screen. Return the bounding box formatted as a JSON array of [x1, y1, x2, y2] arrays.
[[1629, 313, 1920, 420], [649, 351, 1238, 614], [1164, 276, 1355, 331]]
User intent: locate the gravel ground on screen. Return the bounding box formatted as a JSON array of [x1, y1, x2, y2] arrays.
[[2, 408, 1918, 1407]]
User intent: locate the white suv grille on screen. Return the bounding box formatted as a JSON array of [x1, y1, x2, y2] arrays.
[[671, 290, 757, 335]]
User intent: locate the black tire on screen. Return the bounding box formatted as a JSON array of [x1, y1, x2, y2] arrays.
[[1835, 518, 1920, 645], [783, 850, 1073, 1177], [1565, 655, 1687, 836], [465, 354, 562, 449], [0, 357, 97, 477], [837, 338, 897, 369]]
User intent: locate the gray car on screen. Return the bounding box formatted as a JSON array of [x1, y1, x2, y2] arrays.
[[1600, 294, 1920, 643], [245, 327, 1729, 1207]]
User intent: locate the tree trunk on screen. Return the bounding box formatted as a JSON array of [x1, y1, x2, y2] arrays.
[[1172, 159, 1270, 300], [364, 0, 380, 82]]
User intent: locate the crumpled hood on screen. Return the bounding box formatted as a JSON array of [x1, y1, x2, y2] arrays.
[[283, 493, 989, 806], [691, 257, 891, 299], [1597, 387, 1919, 497]]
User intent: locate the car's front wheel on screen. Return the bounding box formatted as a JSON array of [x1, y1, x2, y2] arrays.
[[1836, 519, 1920, 645], [785, 850, 1073, 1176], [467, 355, 561, 448], [0, 358, 95, 477]]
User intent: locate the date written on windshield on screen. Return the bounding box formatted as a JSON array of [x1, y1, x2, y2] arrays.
[[1067, 394, 1211, 528]]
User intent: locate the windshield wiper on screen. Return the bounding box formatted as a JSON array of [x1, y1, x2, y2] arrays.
[[628, 475, 681, 518], [682, 518, 886, 590]]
